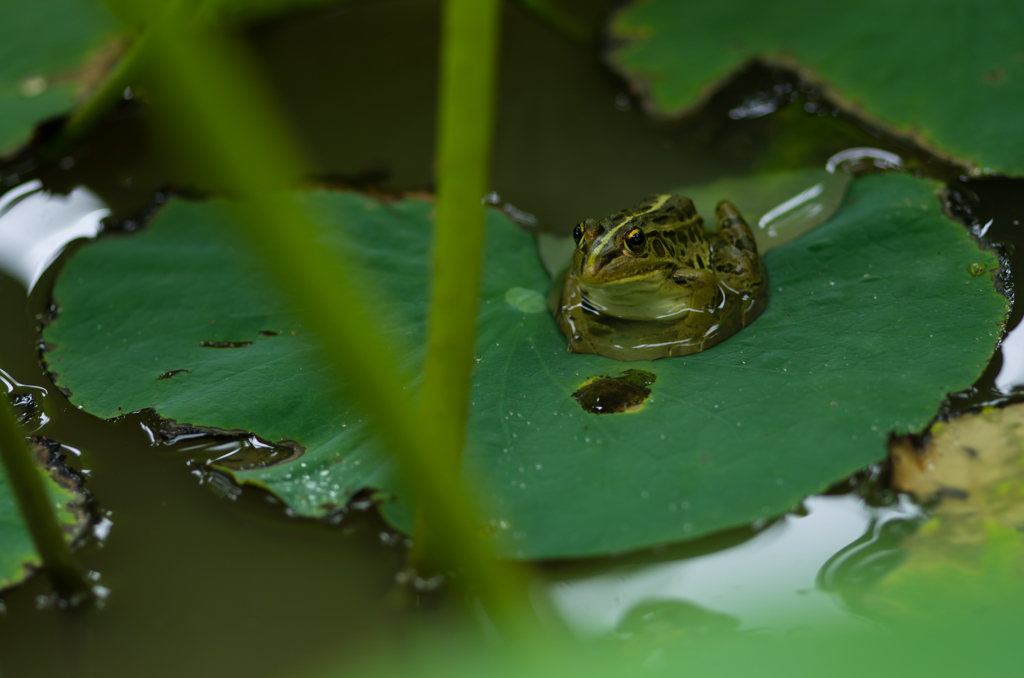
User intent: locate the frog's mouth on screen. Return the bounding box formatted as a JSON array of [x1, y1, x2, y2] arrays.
[[577, 256, 674, 286], [577, 267, 672, 287]]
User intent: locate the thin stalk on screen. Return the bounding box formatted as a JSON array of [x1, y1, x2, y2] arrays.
[[515, 0, 592, 44], [0, 394, 90, 601], [44, 0, 325, 165], [143, 4, 536, 633], [41, 31, 152, 165], [414, 0, 501, 546]]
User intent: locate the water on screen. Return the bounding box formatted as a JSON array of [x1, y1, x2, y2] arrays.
[[551, 494, 921, 636], [0, 0, 1021, 675], [940, 177, 1024, 413], [0, 180, 108, 291]]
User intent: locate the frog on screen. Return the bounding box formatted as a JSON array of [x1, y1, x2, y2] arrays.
[[551, 194, 768, 361]]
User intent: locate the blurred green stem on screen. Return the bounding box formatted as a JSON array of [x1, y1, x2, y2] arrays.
[[414, 0, 500, 548], [0, 393, 90, 601], [515, 0, 592, 43], [144, 1, 535, 633], [42, 31, 151, 165]]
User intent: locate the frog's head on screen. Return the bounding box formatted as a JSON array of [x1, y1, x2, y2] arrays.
[[571, 195, 695, 286]]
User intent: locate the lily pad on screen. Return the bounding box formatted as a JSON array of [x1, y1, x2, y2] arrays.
[[43, 174, 1005, 559], [0, 436, 90, 592], [0, 0, 122, 157], [888, 403, 1024, 562], [852, 406, 1024, 618], [608, 0, 1024, 176]]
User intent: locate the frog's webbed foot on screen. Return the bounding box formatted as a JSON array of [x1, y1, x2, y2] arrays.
[[567, 335, 598, 355], [560, 314, 598, 355], [712, 201, 766, 296], [565, 313, 615, 355]]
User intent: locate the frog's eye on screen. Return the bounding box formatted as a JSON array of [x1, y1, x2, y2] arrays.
[[624, 228, 646, 252], [573, 223, 584, 244]]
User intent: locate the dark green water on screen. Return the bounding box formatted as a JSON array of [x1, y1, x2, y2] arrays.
[[1, 1, 1023, 675]]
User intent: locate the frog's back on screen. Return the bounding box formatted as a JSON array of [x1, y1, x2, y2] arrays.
[[606, 194, 702, 232], [604, 194, 712, 271]]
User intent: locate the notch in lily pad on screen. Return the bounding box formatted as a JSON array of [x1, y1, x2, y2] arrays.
[[572, 370, 656, 414]]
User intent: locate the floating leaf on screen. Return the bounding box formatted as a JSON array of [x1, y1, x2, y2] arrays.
[[44, 174, 1005, 559], [608, 0, 1024, 175], [855, 405, 1024, 617], [888, 403, 1024, 563], [0, 0, 123, 157], [0, 436, 90, 592], [891, 404, 1024, 517]]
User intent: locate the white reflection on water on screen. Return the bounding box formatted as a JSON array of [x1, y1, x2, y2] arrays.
[[550, 494, 921, 636], [0, 180, 109, 291], [996, 319, 1024, 394], [825, 147, 902, 174]]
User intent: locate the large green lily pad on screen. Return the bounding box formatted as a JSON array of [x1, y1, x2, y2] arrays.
[[0, 437, 90, 591], [608, 0, 1024, 176], [0, 0, 122, 157], [43, 174, 1005, 559]]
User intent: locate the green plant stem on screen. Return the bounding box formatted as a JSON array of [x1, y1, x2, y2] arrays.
[[44, 0, 343, 165], [0, 394, 90, 601], [143, 3, 536, 634], [515, 0, 592, 43], [42, 31, 151, 165], [416, 0, 500, 516]]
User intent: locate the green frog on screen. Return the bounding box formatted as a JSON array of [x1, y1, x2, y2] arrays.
[[552, 194, 768, 361]]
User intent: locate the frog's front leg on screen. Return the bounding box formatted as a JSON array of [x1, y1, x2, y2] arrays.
[[556, 275, 603, 355], [711, 201, 766, 296], [670, 267, 721, 342]]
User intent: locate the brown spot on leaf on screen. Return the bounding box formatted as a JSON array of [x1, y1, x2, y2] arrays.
[[984, 68, 1005, 85], [199, 340, 253, 348], [572, 370, 656, 414], [157, 369, 191, 380]]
